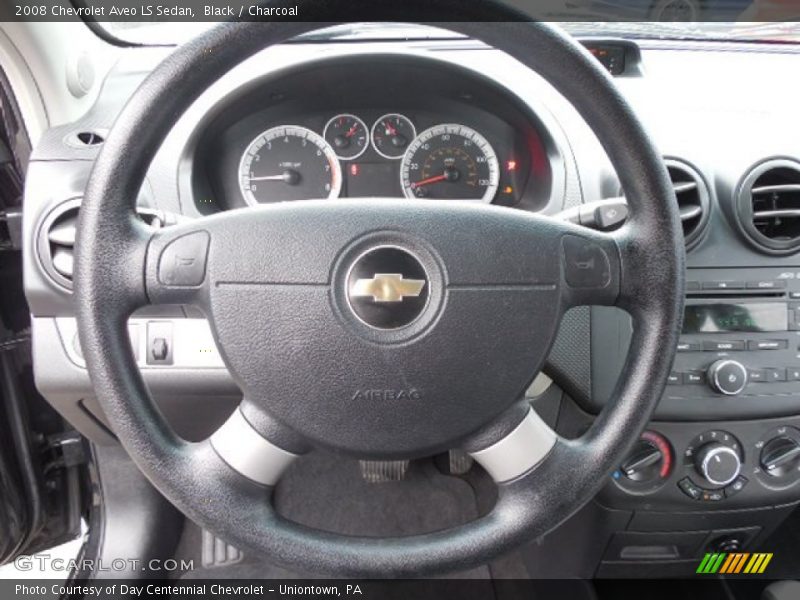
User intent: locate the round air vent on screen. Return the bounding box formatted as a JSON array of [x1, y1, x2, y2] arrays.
[[36, 199, 179, 292], [37, 198, 80, 290], [665, 158, 711, 249], [735, 159, 800, 255]]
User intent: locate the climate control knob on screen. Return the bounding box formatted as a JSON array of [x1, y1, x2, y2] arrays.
[[707, 359, 748, 396], [760, 437, 800, 478], [695, 443, 742, 487]]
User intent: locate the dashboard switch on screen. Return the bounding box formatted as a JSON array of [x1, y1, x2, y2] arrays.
[[724, 476, 748, 498], [678, 478, 702, 500], [146, 322, 174, 365]]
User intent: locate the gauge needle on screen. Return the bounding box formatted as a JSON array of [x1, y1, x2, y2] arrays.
[[384, 121, 397, 136], [248, 175, 286, 181], [248, 169, 300, 185], [411, 174, 447, 188], [345, 125, 359, 138]]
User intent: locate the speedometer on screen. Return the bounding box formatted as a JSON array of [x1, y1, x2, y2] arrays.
[[400, 124, 499, 203], [239, 125, 341, 205]]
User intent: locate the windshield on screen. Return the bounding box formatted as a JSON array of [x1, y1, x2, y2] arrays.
[[100, 21, 800, 45]]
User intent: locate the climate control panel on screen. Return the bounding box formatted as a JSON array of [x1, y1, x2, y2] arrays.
[[606, 418, 800, 510]]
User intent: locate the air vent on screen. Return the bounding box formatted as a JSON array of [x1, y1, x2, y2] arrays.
[[666, 159, 711, 249], [37, 200, 182, 291], [736, 159, 800, 255], [37, 198, 80, 290]]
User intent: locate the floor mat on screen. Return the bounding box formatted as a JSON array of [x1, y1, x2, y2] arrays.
[[181, 452, 490, 580]]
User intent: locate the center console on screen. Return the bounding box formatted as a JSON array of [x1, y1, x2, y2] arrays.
[[582, 267, 800, 576]]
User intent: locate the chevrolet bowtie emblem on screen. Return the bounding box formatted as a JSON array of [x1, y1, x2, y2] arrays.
[[351, 273, 426, 303]]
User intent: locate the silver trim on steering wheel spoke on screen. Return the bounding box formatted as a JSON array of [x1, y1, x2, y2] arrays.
[[469, 409, 557, 483], [210, 408, 299, 486]]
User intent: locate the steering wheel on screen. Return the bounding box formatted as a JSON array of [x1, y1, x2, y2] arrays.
[[74, 4, 684, 577]]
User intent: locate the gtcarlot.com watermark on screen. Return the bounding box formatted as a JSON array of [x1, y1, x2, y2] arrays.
[[13, 554, 194, 573]]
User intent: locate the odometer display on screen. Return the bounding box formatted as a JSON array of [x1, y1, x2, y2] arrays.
[[400, 124, 499, 203], [239, 125, 341, 205]]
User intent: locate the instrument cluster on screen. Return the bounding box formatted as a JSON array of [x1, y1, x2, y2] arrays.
[[237, 112, 509, 206], [190, 55, 558, 215]]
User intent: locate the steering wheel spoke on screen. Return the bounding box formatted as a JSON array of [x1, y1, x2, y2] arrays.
[[209, 400, 308, 487], [467, 406, 559, 484]]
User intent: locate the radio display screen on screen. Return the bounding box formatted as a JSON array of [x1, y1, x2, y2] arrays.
[[682, 303, 788, 334]]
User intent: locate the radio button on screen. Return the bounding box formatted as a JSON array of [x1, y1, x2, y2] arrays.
[[667, 372, 681, 385], [790, 291, 800, 299], [703, 281, 745, 290], [747, 340, 788, 351], [685, 371, 705, 384], [748, 369, 766, 382], [789, 368, 800, 381], [765, 368, 788, 383], [677, 341, 702, 352], [703, 340, 745, 351], [747, 280, 786, 290]]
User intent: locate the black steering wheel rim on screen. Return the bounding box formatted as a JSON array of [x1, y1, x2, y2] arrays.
[[75, 4, 684, 577]]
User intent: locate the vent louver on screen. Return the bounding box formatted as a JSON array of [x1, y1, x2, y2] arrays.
[[736, 159, 800, 255], [37, 199, 182, 291], [37, 198, 80, 290], [665, 159, 711, 249]]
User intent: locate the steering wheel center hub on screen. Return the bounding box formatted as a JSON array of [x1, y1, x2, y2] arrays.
[[196, 201, 564, 457], [345, 245, 430, 330]]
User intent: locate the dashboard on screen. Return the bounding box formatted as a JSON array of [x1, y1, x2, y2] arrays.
[[190, 56, 555, 214], [19, 32, 800, 578]]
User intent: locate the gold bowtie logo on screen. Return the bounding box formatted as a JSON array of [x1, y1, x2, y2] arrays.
[[351, 273, 426, 303]]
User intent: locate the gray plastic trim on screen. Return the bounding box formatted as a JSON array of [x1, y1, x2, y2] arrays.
[[210, 408, 299, 486], [469, 409, 557, 483]]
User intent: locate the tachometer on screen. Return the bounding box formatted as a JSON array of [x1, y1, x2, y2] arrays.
[[400, 124, 499, 203], [239, 125, 342, 205]]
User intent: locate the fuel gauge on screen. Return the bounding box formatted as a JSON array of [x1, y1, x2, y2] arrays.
[[323, 114, 369, 161]]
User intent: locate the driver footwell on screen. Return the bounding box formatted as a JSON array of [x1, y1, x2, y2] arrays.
[[176, 451, 539, 586]]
